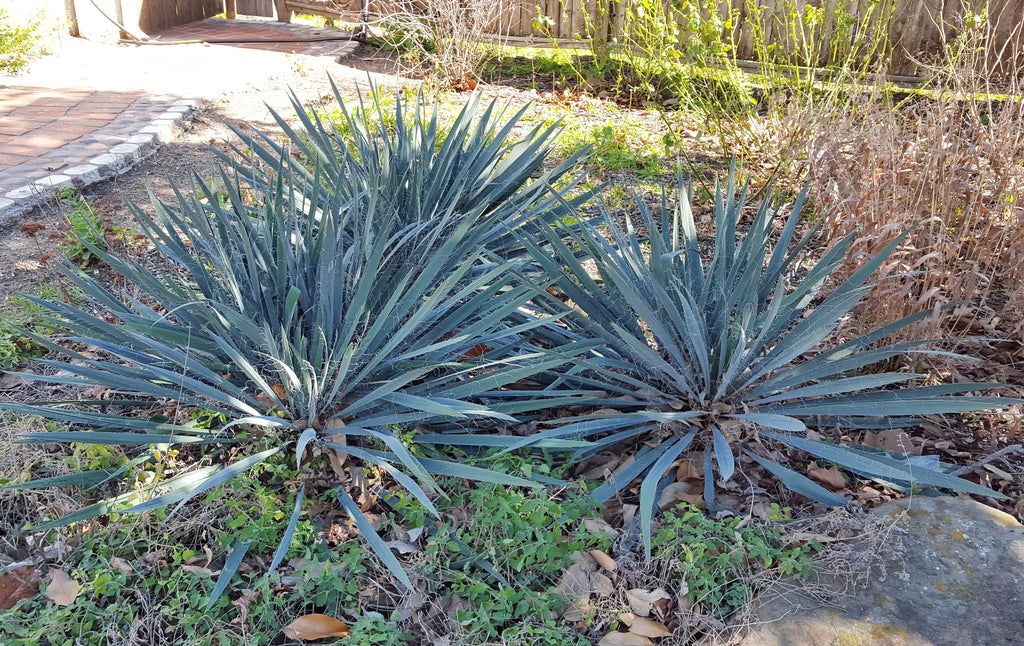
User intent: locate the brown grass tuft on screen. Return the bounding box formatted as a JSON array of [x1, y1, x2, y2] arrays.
[[800, 12, 1024, 342]]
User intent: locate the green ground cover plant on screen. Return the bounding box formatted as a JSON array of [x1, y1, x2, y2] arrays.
[[651, 503, 816, 617], [0, 461, 372, 645], [0, 447, 812, 645], [414, 470, 608, 640]]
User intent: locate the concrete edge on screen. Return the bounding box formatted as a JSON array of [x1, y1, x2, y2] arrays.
[[0, 98, 200, 224]]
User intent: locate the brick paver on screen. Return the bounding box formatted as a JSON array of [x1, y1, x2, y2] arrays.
[[153, 17, 356, 57], [0, 16, 358, 221], [0, 88, 160, 190]]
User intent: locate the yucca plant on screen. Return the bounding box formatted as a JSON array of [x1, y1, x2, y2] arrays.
[[515, 166, 1014, 556], [220, 80, 593, 258], [1, 95, 589, 602]]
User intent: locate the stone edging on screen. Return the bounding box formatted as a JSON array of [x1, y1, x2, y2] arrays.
[[0, 98, 198, 224]]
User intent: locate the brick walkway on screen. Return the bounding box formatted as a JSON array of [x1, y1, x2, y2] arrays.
[[1, 88, 142, 184], [153, 17, 358, 57], [0, 16, 358, 222]]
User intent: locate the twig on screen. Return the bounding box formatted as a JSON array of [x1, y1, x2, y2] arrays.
[[949, 444, 1023, 477]]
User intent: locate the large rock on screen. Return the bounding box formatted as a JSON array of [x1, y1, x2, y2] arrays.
[[741, 496, 1024, 646]]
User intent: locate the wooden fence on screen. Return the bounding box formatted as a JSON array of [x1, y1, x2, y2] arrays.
[[494, 0, 1024, 76], [136, 0, 223, 32], [262, 0, 1024, 77]]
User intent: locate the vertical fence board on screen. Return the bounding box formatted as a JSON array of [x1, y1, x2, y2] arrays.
[[139, 1, 152, 32], [137, 0, 228, 32], [988, 0, 1024, 75]]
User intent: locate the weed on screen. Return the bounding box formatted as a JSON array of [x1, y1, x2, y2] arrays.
[[408, 457, 609, 641], [503, 622, 593, 646], [285, 51, 308, 76], [556, 120, 668, 180], [0, 458, 371, 645], [54, 187, 128, 267], [651, 504, 817, 617], [346, 613, 414, 645]]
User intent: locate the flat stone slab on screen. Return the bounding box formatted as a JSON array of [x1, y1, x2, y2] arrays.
[[742, 496, 1024, 646]]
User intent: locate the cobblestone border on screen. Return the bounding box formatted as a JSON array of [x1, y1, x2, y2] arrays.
[[0, 98, 198, 224]]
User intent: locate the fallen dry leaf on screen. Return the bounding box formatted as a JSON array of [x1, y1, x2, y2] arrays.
[[563, 597, 593, 623], [81, 385, 110, 400], [0, 565, 41, 610], [231, 588, 259, 626], [281, 614, 350, 640], [657, 481, 703, 510], [323, 418, 348, 477], [383, 540, 419, 554], [676, 459, 702, 481], [579, 454, 621, 480], [625, 588, 671, 618], [807, 463, 847, 491], [0, 372, 31, 390], [589, 549, 617, 572], [272, 383, 288, 405], [180, 565, 220, 577], [590, 572, 615, 597], [583, 517, 616, 538], [863, 429, 921, 455], [676, 580, 691, 612], [554, 558, 595, 598], [109, 557, 133, 575], [598, 631, 654, 646], [621, 504, 639, 526], [44, 569, 79, 606], [619, 612, 673, 638], [782, 531, 842, 544]]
